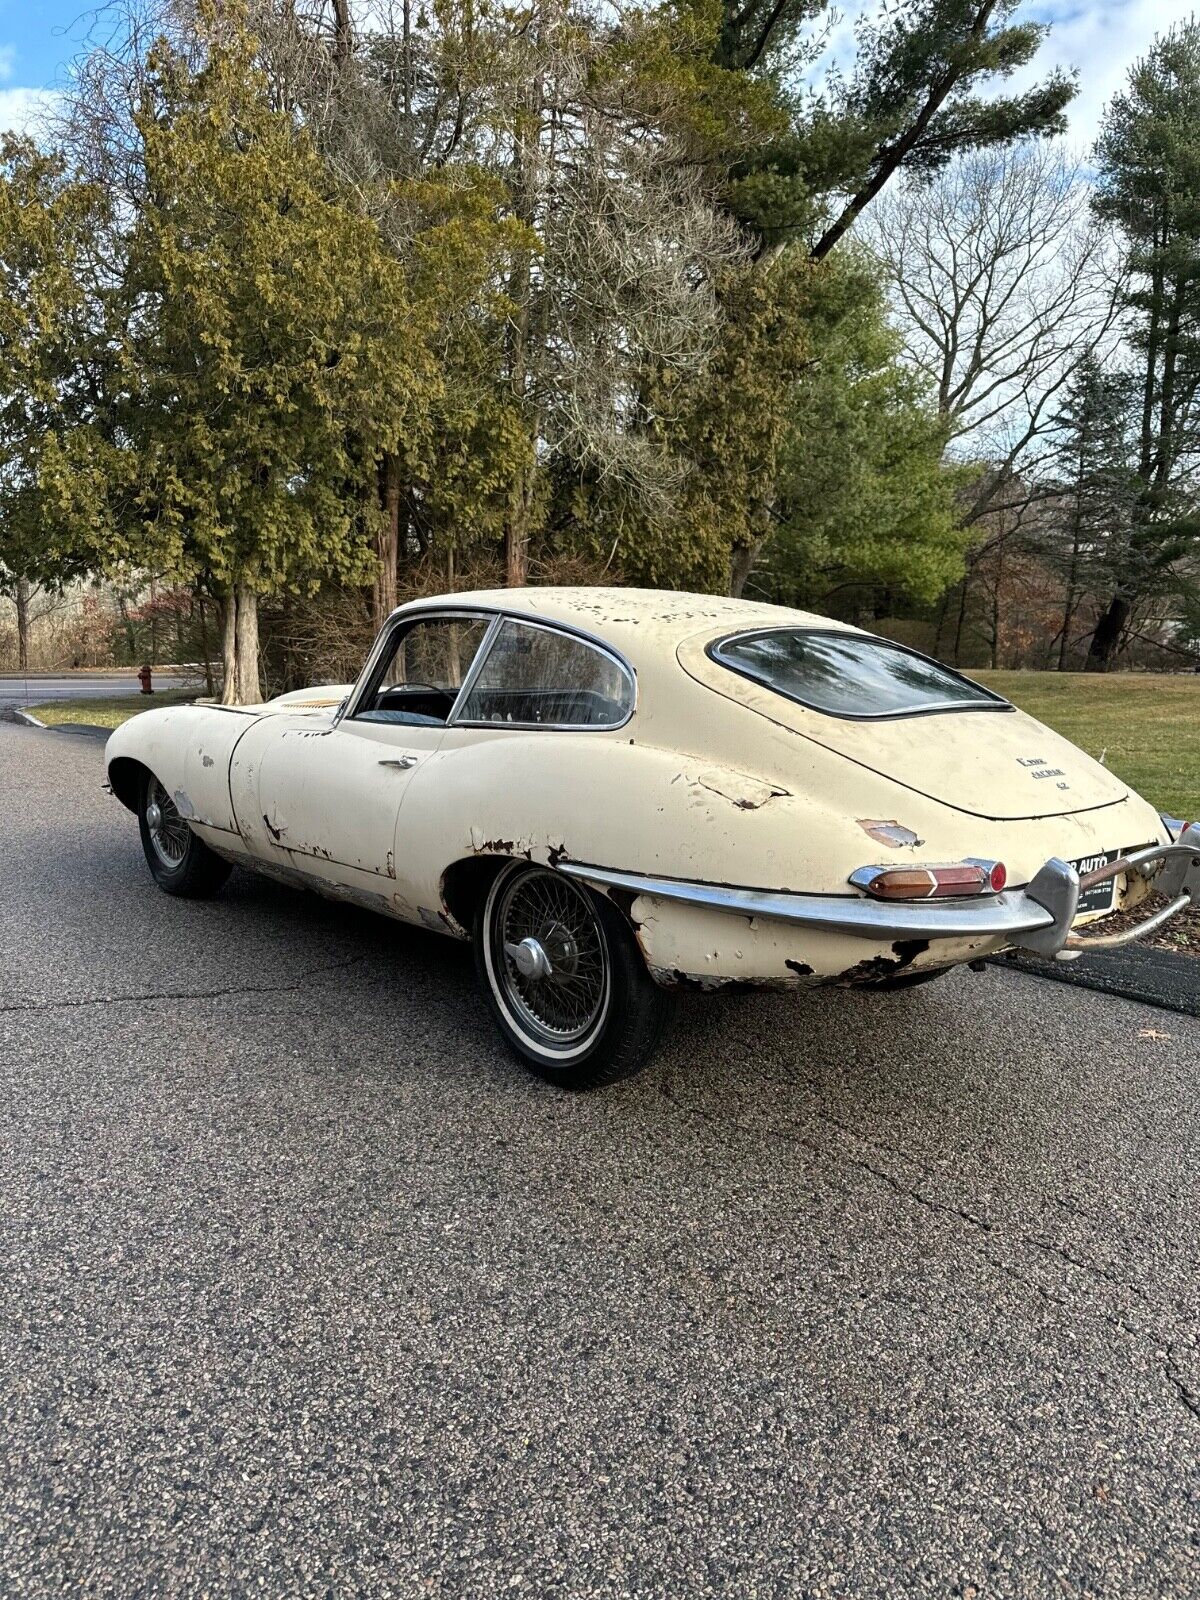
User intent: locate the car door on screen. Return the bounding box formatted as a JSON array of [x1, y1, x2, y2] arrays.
[[230, 612, 495, 907]]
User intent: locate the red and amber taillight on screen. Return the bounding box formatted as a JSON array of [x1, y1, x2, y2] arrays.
[[849, 860, 1007, 901]]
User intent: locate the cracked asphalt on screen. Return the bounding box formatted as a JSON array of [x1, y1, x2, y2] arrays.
[[2, 719, 1200, 1598]]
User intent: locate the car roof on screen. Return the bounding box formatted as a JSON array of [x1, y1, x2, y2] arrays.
[[396, 586, 853, 659]]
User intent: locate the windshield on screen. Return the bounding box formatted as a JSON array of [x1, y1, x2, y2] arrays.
[[709, 629, 1010, 720]]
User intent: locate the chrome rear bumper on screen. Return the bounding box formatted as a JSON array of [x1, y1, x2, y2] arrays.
[[563, 824, 1200, 963]]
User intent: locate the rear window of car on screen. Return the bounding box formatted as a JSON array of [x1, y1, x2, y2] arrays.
[[709, 629, 1010, 719]]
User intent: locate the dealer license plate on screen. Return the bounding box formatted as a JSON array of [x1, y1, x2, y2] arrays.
[[1071, 850, 1120, 915]]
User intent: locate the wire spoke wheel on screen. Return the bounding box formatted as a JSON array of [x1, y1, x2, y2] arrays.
[[489, 867, 611, 1054], [144, 776, 191, 868]]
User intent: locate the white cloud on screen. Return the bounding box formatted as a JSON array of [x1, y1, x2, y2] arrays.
[[806, 0, 1197, 151], [1022, 0, 1198, 150], [0, 44, 14, 83], [0, 86, 58, 136]]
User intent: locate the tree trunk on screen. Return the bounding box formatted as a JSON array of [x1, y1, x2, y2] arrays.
[[234, 585, 262, 704], [1085, 593, 1131, 673], [989, 546, 1003, 670], [374, 453, 401, 629], [502, 0, 547, 592], [1057, 584, 1078, 672], [221, 585, 262, 704], [505, 471, 532, 587], [115, 593, 137, 663], [15, 576, 30, 674], [932, 587, 952, 659], [728, 539, 760, 598], [331, 0, 352, 66], [197, 591, 215, 698], [221, 593, 236, 701], [952, 575, 970, 665]]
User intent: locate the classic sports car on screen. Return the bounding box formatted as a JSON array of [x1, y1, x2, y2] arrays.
[[105, 587, 1198, 1087]]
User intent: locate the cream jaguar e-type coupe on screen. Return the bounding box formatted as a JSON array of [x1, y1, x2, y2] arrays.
[[105, 588, 1198, 1087]]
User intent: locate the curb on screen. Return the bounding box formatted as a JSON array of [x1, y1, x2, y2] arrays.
[[52, 724, 112, 740], [10, 709, 46, 729]]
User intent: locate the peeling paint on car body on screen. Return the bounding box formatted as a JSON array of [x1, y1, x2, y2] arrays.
[[858, 819, 923, 848], [692, 766, 789, 810], [103, 586, 1170, 989]]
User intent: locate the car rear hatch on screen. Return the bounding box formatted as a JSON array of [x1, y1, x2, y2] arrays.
[[677, 629, 1130, 822]]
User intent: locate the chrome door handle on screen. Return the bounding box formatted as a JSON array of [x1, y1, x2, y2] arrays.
[[379, 755, 418, 770]]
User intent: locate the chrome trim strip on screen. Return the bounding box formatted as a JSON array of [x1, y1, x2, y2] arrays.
[[559, 863, 1056, 941], [562, 824, 1200, 956], [338, 604, 638, 733], [1059, 824, 1200, 953], [1065, 893, 1192, 951], [447, 614, 637, 733], [341, 608, 499, 726], [706, 626, 1012, 723], [446, 613, 504, 724]]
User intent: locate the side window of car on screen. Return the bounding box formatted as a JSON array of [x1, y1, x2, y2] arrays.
[[356, 615, 491, 726], [457, 620, 633, 727]]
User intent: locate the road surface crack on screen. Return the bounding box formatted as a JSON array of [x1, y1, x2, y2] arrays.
[[659, 1081, 993, 1233], [0, 954, 369, 1016], [1165, 1344, 1200, 1421], [661, 1077, 1200, 1425]]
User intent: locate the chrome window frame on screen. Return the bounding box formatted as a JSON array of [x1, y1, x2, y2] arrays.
[[338, 609, 501, 727], [449, 614, 636, 732], [337, 605, 637, 733], [706, 627, 1013, 723]]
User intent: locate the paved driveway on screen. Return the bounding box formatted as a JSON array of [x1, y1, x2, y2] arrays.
[[2, 721, 1198, 1597]]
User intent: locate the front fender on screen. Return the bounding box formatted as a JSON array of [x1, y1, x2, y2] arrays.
[[105, 704, 261, 835]]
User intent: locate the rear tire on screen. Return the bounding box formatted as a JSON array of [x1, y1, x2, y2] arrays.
[[138, 772, 232, 899], [474, 861, 671, 1088]]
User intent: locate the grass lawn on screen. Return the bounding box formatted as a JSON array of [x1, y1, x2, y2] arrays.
[[976, 671, 1199, 821], [24, 687, 199, 731]]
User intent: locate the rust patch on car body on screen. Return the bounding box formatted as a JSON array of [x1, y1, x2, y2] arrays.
[[419, 905, 460, 935], [829, 939, 930, 986], [650, 964, 809, 992]]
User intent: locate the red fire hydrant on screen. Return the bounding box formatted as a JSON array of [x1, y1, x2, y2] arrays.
[[137, 665, 153, 695]]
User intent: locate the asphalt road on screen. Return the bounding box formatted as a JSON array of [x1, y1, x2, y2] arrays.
[[0, 673, 150, 707], [3, 721, 1200, 1598]]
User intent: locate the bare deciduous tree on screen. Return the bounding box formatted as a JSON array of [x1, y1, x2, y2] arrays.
[[866, 144, 1123, 525]]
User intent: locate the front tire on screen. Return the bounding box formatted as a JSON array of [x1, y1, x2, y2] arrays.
[[138, 773, 232, 898], [475, 861, 671, 1088]]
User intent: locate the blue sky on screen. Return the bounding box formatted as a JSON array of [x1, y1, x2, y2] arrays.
[[1, 0, 1197, 144], [0, 0, 100, 133]]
